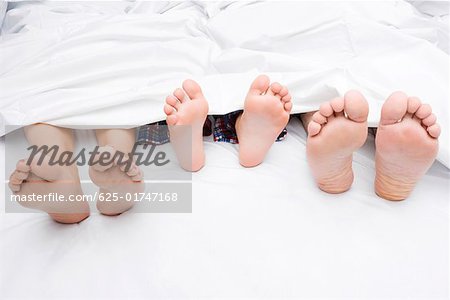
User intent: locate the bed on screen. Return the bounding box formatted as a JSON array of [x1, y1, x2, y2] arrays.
[[1, 1, 449, 299]]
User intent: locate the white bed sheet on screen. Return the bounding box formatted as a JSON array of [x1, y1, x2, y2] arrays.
[[1, 118, 449, 299]]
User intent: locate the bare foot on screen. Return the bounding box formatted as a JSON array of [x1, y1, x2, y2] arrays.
[[375, 92, 440, 201], [236, 75, 292, 167], [164, 79, 209, 172], [9, 159, 90, 224], [306, 91, 369, 193], [89, 145, 144, 215]]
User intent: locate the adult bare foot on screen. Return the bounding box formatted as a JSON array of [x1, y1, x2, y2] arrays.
[[306, 91, 369, 193], [164, 79, 209, 172], [375, 92, 440, 201], [236, 75, 292, 167], [89, 145, 144, 215], [9, 159, 90, 224]]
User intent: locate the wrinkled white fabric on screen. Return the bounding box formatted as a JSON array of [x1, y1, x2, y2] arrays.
[[0, 1, 6, 32], [0, 1, 448, 167], [408, 0, 450, 17]]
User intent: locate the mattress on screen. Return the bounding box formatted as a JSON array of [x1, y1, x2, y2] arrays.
[[1, 118, 449, 299]]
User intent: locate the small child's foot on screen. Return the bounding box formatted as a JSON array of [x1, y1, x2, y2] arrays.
[[306, 91, 369, 193], [236, 75, 292, 167], [164, 79, 209, 172], [89, 146, 144, 215], [375, 92, 440, 201], [9, 159, 89, 224]]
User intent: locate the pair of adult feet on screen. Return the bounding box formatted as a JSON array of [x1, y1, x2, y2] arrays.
[[304, 91, 440, 200], [165, 75, 440, 201]]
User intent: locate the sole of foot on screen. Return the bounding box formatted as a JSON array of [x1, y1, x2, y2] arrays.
[[236, 74, 292, 167], [164, 79, 209, 172], [89, 145, 144, 215], [306, 90, 369, 193], [9, 158, 90, 224], [375, 91, 440, 201]]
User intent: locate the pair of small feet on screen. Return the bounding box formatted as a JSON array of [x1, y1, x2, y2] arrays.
[[9, 146, 144, 223], [306, 91, 440, 200], [164, 75, 292, 170]]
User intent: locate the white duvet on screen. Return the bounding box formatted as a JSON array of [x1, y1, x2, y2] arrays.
[[0, 1, 449, 167]]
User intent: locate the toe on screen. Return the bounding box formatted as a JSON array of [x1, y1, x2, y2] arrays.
[[16, 159, 31, 173], [269, 82, 283, 97], [330, 97, 344, 113], [182, 79, 204, 100], [427, 123, 441, 138], [282, 94, 291, 103], [248, 74, 270, 95], [121, 163, 143, 181], [124, 163, 139, 177], [407, 97, 421, 114], [15, 170, 29, 181], [344, 90, 369, 123], [308, 121, 322, 136], [284, 101, 292, 112], [312, 111, 327, 124], [279, 86, 289, 98], [174, 88, 186, 102], [10, 160, 31, 192], [415, 103, 432, 119], [166, 115, 178, 126], [166, 95, 180, 110], [9, 167, 29, 192], [319, 102, 333, 117], [10, 171, 25, 185], [164, 104, 175, 115], [131, 169, 144, 182], [380, 91, 408, 125], [8, 181, 21, 192], [422, 113, 436, 127]]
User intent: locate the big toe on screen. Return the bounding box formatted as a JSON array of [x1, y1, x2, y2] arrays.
[[344, 90, 369, 123], [248, 74, 270, 96], [182, 79, 204, 100], [380, 91, 408, 125]]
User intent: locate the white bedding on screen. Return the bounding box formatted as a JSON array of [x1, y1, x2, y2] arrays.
[[1, 2, 449, 298], [0, 119, 449, 299], [0, 1, 449, 167]]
